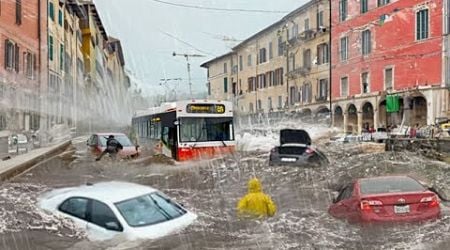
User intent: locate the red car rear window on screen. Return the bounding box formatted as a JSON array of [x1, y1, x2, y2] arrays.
[[360, 177, 426, 195]]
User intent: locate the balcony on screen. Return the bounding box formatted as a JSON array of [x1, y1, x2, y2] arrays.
[[315, 95, 328, 103], [299, 30, 316, 42], [287, 66, 311, 79]]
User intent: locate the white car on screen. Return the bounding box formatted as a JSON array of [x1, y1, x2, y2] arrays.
[[38, 182, 197, 241]]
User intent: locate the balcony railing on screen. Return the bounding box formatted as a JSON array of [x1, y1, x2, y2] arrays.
[[287, 66, 311, 78]]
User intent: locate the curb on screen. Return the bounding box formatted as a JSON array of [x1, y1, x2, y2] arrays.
[[0, 140, 72, 181]]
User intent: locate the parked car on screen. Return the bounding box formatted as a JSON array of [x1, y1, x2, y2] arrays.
[[329, 176, 441, 223], [38, 181, 197, 240], [8, 133, 31, 153], [269, 129, 328, 167], [87, 133, 140, 159]]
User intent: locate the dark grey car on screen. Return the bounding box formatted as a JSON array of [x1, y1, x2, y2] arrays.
[[269, 129, 328, 167]]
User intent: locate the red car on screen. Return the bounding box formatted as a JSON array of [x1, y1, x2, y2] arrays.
[[329, 176, 440, 223], [87, 133, 140, 159]]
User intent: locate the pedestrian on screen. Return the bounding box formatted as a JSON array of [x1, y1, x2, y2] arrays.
[[409, 123, 418, 138], [96, 135, 123, 161], [237, 178, 277, 218]]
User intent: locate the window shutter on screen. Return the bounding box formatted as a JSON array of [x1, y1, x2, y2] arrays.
[[4, 40, 8, 69], [32, 54, 37, 79], [15, 44, 19, 72]]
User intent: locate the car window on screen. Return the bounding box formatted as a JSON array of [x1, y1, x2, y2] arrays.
[[360, 177, 426, 195], [335, 185, 353, 202], [115, 192, 186, 227], [59, 197, 89, 220], [89, 200, 123, 232]]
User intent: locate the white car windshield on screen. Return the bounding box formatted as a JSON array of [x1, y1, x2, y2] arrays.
[[115, 192, 186, 227]]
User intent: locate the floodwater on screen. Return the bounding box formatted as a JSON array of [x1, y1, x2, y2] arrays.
[[0, 128, 450, 249]]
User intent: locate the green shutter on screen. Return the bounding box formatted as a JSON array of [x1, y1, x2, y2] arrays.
[[386, 94, 400, 113], [48, 36, 53, 60], [49, 3, 54, 20], [58, 10, 63, 26]]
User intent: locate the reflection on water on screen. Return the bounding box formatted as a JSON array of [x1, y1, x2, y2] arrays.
[[0, 137, 449, 249]]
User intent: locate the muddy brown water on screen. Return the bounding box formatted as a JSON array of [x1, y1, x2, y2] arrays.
[[0, 141, 449, 250]]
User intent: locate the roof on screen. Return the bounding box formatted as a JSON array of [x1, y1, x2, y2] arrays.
[[107, 37, 125, 66], [79, 0, 108, 40], [200, 0, 318, 67], [55, 182, 157, 203], [200, 52, 234, 68]]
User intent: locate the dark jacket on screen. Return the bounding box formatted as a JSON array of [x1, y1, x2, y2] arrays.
[[106, 138, 123, 153]]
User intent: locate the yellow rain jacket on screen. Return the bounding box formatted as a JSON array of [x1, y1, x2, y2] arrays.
[[237, 178, 277, 218]]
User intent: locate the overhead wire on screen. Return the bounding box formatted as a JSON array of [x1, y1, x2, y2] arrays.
[[150, 0, 290, 14]]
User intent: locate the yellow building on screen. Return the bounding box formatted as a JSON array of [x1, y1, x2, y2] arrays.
[[202, 0, 330, 119]]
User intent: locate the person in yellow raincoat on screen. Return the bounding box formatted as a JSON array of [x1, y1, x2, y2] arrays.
[[237, 178, 277, 218]]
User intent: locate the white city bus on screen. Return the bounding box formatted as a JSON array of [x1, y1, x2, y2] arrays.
[[132, 100, 235, 161]]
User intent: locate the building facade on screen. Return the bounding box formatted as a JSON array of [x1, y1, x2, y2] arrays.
[[202, 0, 331, 120], [0, 0, 42, 131], [331, 0, 447, 134]]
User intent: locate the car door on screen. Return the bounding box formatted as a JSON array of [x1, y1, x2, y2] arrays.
[[329, 184, 354, 219], [85, 199, 123, 240], [58, 197, 89, 230]]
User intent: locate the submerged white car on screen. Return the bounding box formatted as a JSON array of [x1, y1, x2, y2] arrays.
[[38, 182, 197, 241]]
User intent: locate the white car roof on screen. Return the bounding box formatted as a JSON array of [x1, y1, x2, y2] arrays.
[[49, 181, 158, 204]]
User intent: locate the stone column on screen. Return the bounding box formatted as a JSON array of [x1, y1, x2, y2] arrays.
[[343, 112, 348, 134], [357, 111, 363, 135], [374, 108, 379, 130]]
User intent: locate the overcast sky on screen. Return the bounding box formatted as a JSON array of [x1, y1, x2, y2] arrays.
[[94, 0, 309, 97]]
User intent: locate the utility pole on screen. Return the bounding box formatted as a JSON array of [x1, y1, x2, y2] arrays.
[[172, 52, 205, 98]]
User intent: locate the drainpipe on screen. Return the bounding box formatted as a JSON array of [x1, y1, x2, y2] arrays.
[[38, 0, 42, 131], [328, 0, 333, 127]]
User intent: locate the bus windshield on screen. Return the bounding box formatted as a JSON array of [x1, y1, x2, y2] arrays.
[[179, 117, 233, 143]]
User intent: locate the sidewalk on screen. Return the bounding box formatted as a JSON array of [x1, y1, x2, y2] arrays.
[[0, 140, 71, 181]]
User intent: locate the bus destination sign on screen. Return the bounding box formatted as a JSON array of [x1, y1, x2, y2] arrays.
[[186, 104, 225, 114]]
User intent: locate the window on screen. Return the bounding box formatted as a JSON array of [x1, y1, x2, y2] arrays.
[[207, 82, 211, 96], [317, 11, 324, 27], [303, 49, 311, 69], [223, 77, 228, 93], [290, 24, 298, 39], [249, 103, 254, 113], [269, 42, 273, 59], [257, 99, 262, 110], [268, 97, 272, 111], [304, 18, 310, 31], [24, 52, 36, 79], [340, 36, 348, 61], [258, 48, 267, 64], [48, 35, 54, 61], [58, 9, 63, 26], [91, 200, 123, 231], [377, 0, 390, 7], [49, 2, 54, 20], [60, 44, 64, 70], [361, 0, 368, 14], [257, 74, 266, 88], [361, 72, 369, 93], [416, 9, 429, 40], [278, 36, 284, 56], [288, 53, 295, 72], [223, 62, 227, 73], [339, 0, 348, 21], [385, 67, 393, 90], [274, 68, 284, 86], [290, 86, 297, 105], [362, 30, 372, 55], [247, 77, 255, 92], [239, 55, 243, 71], [335, 185, 353, 202], [4, 40, 19, 72], [341, 76, 349, 97], [15, 0, 21, 25], [278, 96, 282, 109], [317, 43, 329, 64], [59, 197, 88, 220], [318, 79, 328, 99], [247, 54, 252, 66]]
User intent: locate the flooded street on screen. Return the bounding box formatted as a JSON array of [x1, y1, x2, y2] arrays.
[[0, 128, 450, 250]]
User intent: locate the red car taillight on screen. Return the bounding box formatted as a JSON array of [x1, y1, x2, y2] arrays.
[[420, 195, 439, 208], [360, 200, 383, 212]]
